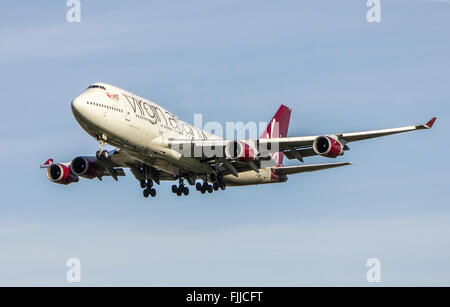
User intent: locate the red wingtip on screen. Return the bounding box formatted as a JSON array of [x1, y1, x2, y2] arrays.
[[425, 117, 436, 128], [43, 158, 54, 166]]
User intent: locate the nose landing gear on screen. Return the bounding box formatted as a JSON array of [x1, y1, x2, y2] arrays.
[[95, 138, 110, 160], [96, 150, 109, 160]]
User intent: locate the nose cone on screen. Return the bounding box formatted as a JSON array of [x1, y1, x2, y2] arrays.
[[71, 94, 90, 125], [71, 95, 83, 113]]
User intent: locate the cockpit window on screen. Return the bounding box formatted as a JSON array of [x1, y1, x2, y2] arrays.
[[87, 85, 106, 90]]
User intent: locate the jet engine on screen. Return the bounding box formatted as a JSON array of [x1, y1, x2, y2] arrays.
[[71, 156, 103, 179], [47, 163, 79, 185], [313, 136, 344, 158]]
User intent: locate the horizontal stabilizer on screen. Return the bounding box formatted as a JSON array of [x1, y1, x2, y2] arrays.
[[274, 162, 351, 176]]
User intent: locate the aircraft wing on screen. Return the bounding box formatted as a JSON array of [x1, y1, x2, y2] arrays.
[[169, 117, 436, 165], [262, 117, 436, 148]]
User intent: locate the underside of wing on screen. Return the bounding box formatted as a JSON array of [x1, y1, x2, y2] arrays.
[[106, 148, 177, 182], [273, 162, 351, 176]]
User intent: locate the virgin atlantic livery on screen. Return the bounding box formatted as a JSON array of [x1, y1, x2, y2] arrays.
[[41, 82, 436, 198]]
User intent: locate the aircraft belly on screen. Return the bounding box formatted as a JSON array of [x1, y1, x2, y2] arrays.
[[224, 168, 273, 186]]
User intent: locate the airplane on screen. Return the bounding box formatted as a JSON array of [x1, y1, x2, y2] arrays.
[[40, 82, 436, 198]]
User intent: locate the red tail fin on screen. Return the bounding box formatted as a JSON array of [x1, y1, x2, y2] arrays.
[[260, 105, 291, 167]]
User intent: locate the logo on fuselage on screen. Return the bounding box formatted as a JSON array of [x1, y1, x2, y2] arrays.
[[106, 92, 119, 102]]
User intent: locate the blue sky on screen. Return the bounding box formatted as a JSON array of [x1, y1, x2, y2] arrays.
[[0, 0, 449, 285]]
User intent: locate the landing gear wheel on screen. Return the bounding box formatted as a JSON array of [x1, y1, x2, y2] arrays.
[[220, 182, 226, 190], [176, 190, 183, 196], [172, 185, 178, 193], [213, 182, 219, 191], [149, 188, 156, 197], [183, 187, 189, 196], [101, 150, 109, 159], [96, 151, 102, 160], [201, 188, 206, 194], [143, 189, 150, 198], [140, 180, 147, 189], [146, 180, 153, 188], [196, 182, 202, 191], [210, 173, 217, 183], [207, 185, 213, 193]]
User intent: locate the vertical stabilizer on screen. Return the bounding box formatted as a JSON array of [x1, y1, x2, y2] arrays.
[[260, 105, 292, 167]]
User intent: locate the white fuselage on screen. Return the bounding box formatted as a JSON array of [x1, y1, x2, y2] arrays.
[[71, 83, 281, 185]]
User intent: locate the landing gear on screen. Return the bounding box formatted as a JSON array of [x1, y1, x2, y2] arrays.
[[207, 184, 213, 193], [143, 189, 149, 198], [217, 172, 226, 190], [96, 150, 109, 160], [195, 173, 226, 195], [141, 179, 153, 188], [143, 187, 156, 198], [95, 139, 110, 160], [209, 173, 217, 183], [172, 177, 189, 196], [141, 179, 156, 198]]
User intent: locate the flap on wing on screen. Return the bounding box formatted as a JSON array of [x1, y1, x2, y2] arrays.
[[283, 146, 350, 161], [284, 147, 316, 160], [274, 162, 351, 176]]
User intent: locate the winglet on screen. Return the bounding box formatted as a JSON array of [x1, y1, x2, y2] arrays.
[[40, 158, 54, 168], [425, 117, 436, 129]]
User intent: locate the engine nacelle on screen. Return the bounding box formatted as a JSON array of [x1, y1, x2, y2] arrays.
[[313, 136, 344, 158], [225, 140, 257, 162], [71, 156, 102, 179], [47, 163, 79, 185]]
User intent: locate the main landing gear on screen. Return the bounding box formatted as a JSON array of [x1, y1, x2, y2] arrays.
[[141, 179, 156, 198], [195, 173, 226, 194], [172, 177, 189, 197]]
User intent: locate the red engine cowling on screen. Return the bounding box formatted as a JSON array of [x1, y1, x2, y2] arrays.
[[71, 156, 102, 179], [47, 163, 79, 185], [225, 141, 257, 162], [313, 136, 344, 158]]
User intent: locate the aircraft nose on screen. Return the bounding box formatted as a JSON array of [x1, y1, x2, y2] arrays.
[[71, 96, 82, 112], [71, 94, 88, 123]]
